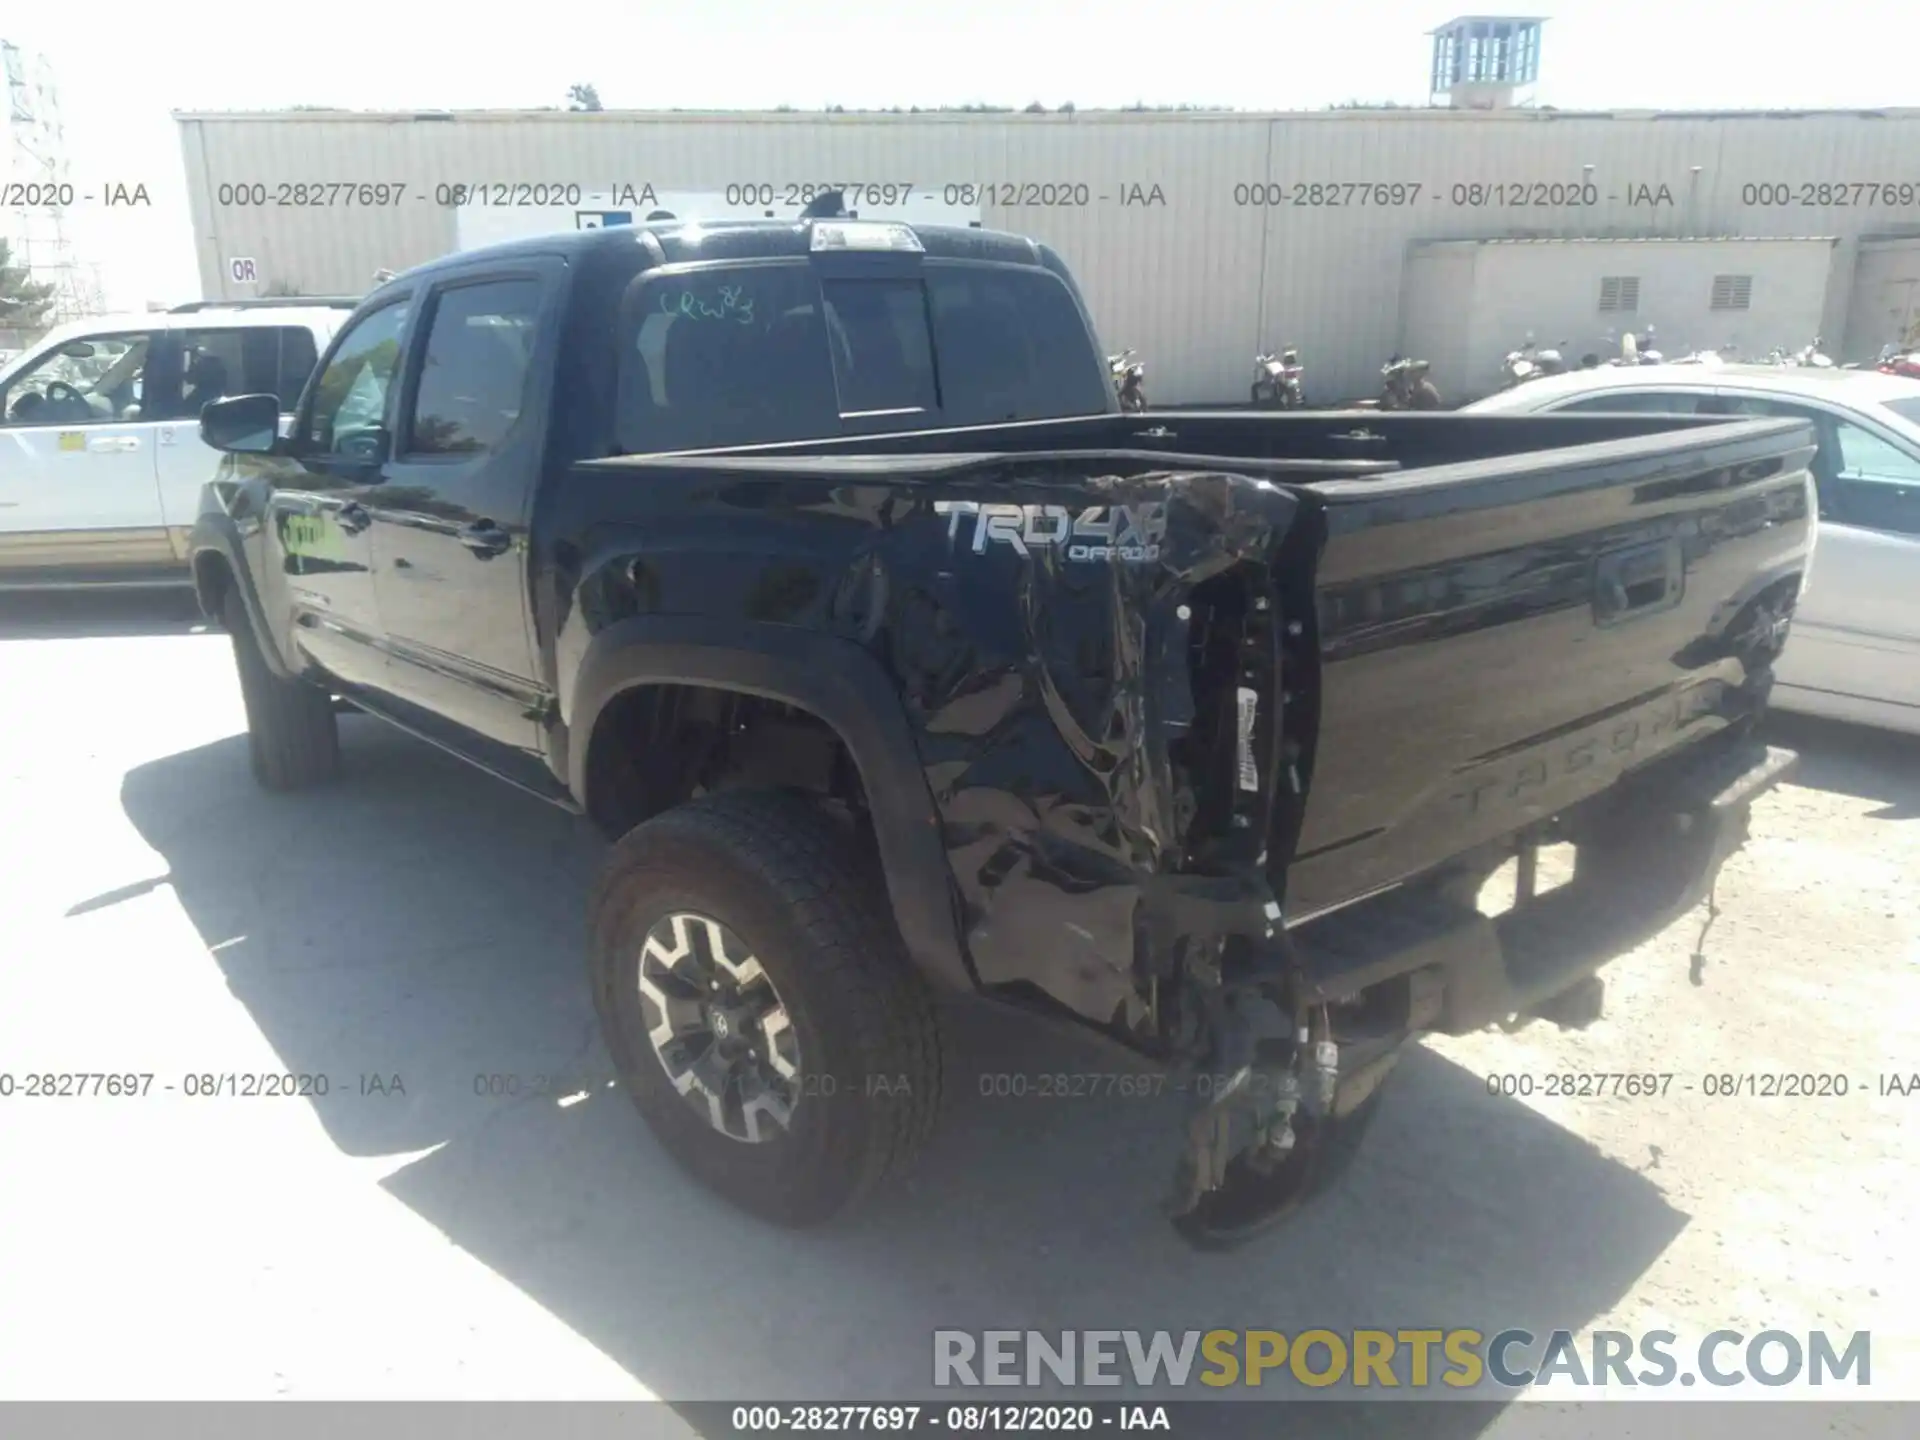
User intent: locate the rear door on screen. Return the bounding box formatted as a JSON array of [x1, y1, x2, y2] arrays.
[[366, 263, 559, 772], [0, 329, 167, 584]]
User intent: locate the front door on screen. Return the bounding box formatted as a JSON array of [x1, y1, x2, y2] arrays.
[[0, 330, 166, 585], [1790, 416, 1920, 714], [366, 267, 556, 775], [260, 297, 414, 692], [1722, 394, 1920, 720]]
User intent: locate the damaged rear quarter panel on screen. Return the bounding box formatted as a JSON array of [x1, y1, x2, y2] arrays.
[[908, 475, 1301, 1039], [553, 459, 1303, 1042]]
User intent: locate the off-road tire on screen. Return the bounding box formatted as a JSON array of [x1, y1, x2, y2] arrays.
[[223, 589, 339, 792], [589, 789, 944, 1227]]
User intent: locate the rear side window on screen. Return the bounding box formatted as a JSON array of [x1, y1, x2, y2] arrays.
[[617, 265, 837, 452], [164, 325, 320, 419], [1555, 391, 1705, 414]]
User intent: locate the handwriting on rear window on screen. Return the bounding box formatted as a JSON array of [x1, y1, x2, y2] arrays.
[[659, 286, 755, 324]]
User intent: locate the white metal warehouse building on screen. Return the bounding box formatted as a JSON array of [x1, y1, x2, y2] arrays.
[[176, 107, 1920, 403]]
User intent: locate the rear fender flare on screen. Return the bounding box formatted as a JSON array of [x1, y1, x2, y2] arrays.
[[566, 616, 975, 994]]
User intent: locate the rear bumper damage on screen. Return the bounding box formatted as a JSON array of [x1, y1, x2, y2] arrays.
[[1164, 734, 1796, 1242]]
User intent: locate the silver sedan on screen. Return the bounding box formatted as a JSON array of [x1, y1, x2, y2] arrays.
[[1465, 365, 1920, 735]]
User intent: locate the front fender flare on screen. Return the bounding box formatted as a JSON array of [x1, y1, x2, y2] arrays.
[[567, 616, 976, 994], [188, 512, 297, 682]]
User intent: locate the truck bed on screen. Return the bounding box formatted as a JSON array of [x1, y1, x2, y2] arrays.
[[556, 408, 1815, 1011]]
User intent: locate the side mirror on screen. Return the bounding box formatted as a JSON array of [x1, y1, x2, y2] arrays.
[[201, 393, 285, 455]]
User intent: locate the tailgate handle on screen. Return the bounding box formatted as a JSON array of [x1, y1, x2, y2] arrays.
[[1594, 538, 1684, 626]]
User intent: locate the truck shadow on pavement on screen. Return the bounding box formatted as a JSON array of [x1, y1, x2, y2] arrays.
[[120, 720, 1690, 1438]]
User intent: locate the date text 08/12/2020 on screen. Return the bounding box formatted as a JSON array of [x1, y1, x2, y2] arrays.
[[193, 177, 1920, 210]]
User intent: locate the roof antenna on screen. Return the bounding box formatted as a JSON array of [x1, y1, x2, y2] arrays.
[[799, 189, 848, 219]]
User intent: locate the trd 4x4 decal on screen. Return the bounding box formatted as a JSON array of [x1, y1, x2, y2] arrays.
[[932, 500, 1167, 563]]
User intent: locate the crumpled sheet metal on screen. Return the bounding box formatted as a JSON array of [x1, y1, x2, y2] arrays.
[[884, 466, 1301, 1035]]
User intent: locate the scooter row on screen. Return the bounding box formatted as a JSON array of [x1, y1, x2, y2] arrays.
[[1500, 328, 1845, 388], [1105, 346, 1444, 411]]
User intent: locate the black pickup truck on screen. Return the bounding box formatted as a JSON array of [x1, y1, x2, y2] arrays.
[[189, 214, 1812, 1247]]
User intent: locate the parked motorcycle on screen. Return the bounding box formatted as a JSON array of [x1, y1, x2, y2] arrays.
[[1250, 348, 1305, 409], [1792, 336, 1835, 368], [1876, 343, 1920, 379], [1610, 326, 1666, 365], [1501, 333, 1568, 388], [1108, 349, 1147, 412], [1355, 356, 1441, 410]]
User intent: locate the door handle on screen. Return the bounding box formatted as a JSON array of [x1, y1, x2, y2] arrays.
[[1594, 538, 1685, 626], [457, 521, 512, 559], [87, 436, 140, 453], [336, 501, 372, 534]]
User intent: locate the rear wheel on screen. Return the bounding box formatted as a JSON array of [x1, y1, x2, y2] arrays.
[[589, 789, 943, 1226], [223, 588, 339, 791]]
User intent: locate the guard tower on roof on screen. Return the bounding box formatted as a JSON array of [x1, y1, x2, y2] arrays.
[[1429, 16, 1545, 110]]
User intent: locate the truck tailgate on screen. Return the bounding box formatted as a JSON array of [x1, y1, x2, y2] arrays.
[[1282, 417, 1816, 920]]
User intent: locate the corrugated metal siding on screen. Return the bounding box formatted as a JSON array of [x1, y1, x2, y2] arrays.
[[177, 109, 1920, 402]]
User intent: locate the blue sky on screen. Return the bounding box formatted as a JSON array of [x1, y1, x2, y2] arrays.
[[9, 0, 1916, 308]]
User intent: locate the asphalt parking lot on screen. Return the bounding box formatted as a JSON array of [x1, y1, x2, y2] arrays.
[[1, 591, 1915, 1431]]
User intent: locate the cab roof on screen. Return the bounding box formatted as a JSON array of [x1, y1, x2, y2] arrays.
[[382, 216, 1054, 294]]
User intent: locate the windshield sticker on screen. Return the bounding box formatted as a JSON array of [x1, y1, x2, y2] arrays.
[[281, 512, 346, 562], [658, 285, 755, 325]]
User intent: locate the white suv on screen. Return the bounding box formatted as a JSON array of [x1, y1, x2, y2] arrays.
[[0, 299, 355, 590]]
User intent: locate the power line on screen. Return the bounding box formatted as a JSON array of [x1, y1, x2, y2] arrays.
[[2, 37, 105, 329]]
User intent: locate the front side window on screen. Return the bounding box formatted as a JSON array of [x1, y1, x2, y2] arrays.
[[1828, 419, 1920, 536], [404, 279, 542, 457], [305, 302, 411, 456], [1833, 420, 1920, 485], [0, 332, 154, 427]]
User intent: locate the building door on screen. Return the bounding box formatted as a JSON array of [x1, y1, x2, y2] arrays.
[[1844, 239, 1920, 361]]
